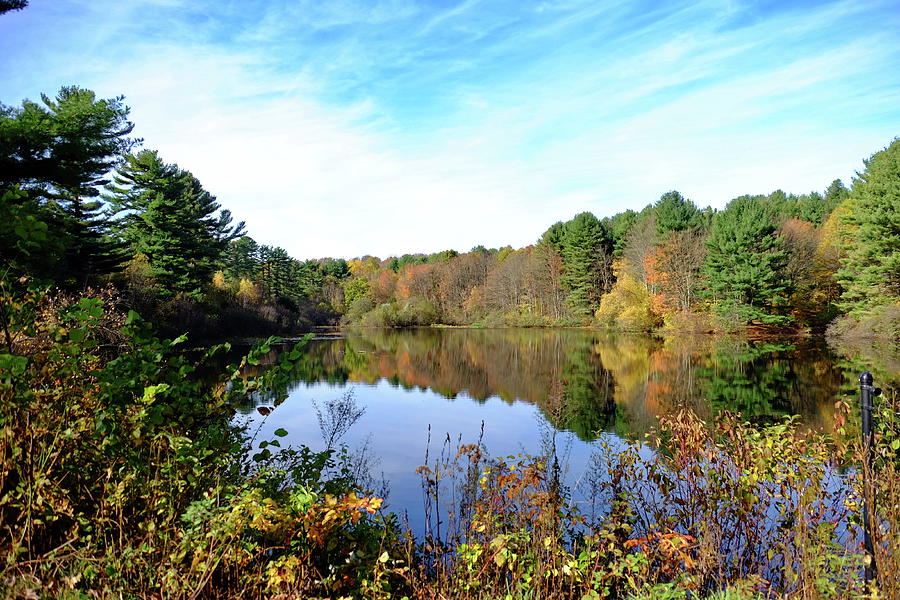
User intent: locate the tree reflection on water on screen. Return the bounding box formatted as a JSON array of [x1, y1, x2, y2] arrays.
[[230, 328, 896, 440]]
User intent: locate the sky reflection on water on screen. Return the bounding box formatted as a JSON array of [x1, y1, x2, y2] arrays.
[[236, 328, 896, 531]]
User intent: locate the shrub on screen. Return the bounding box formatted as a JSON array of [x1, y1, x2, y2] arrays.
[[3, 286, 897, 599], [474, 310, 557, 328], [661, 310, 717, 333], [397, 296, 439, 326], [596, 273, 661, 331], [411, 407, 884, 599], [827, 302, 900, 344], [360, 302, 400, 327], [343, 296, 376, 324], [0, 287, 406, 599]]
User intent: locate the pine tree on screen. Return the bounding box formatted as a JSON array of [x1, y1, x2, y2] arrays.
[[0, 1, 28, 16], [655, 190, 701, 235], [224, 236, 261, 280], [702, 195, 793, 325], [547, 212, 612, 317], [257, 245, 295, 301], [602, 210, 639, 257], [837, 139, 900, 314], [0, 86, 137, 285], [63, 194, 129, 287], [823, 179, 850, 215], [107, 150, 245, 296]]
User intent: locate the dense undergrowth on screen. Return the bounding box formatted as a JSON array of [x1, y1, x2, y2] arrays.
[[1, 287, 898, 599]]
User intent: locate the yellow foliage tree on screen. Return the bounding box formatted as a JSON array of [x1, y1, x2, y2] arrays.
[[237, 278, 260, 307], [211, 270, 228, 291], [348, 257, 381, 278], [595, 272, 661, 331], [810, 199, 857, 319]]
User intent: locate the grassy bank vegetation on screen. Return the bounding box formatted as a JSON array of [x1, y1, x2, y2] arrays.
[[2, 288, 898, 599]]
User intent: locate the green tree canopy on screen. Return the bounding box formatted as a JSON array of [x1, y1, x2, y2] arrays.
[[0, 1, 27, 16], [539, 221, 566, 247], [322, 258, 350, 279], [551, 212, 613, 317], [702, 195, 792, 325], [224, 236, 261, 280], [0, 86, 137, 200], [602, 210, 639, 257], [0, 86, 138, 285], [107, 149, 245, 296], [824, 179, 850, 210], [837, 139, 900, 313], [257, 245, 296, 302], [654, 190, 702, 235]]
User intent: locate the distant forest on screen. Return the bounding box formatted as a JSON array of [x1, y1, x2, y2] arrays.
[[1, 87, 898, 340]]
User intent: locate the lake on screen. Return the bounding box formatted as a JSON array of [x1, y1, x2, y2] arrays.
[[234, 327, 897, 533]]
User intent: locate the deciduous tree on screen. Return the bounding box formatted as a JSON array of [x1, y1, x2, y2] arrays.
[[648, 228, 708, 314]]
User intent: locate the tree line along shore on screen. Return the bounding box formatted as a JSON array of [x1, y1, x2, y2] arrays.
[[2, 87, 898, 343]]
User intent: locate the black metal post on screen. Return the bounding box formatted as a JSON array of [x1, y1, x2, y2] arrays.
[[860, 371, 879, 587]]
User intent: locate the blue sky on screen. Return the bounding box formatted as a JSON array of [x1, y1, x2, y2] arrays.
[[2, 0, 898, 259]]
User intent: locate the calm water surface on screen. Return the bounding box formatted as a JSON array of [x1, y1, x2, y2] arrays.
[[235, 328, 898, 530]]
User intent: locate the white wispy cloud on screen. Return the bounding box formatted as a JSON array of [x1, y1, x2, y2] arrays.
[[1, 0, 897, 259]]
